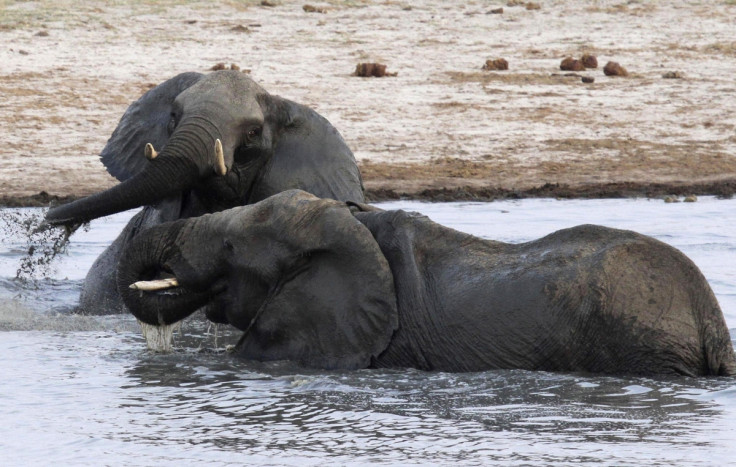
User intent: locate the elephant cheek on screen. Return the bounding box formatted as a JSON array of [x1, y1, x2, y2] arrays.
[[223, 276, 270, 331]]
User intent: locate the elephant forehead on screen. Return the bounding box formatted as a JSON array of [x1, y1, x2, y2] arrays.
[[178, 71, 265, 112], [257, 190, 325, 215]]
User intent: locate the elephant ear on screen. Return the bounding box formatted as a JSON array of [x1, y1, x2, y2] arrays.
[[248, 97, 366, 203], [100, 72, 204, 181], [237, 194, 397, 370]]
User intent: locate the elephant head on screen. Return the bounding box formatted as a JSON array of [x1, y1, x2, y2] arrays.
[[45, 71, 363, 226], [117, 190, 398, 370]]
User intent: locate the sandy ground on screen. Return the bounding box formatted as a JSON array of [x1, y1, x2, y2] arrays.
[[2, 0, 736, 204]]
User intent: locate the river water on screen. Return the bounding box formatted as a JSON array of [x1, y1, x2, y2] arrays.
[[1, 198, 735, 466]]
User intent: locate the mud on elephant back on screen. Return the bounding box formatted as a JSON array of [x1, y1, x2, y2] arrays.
[[118, 190, 736, 377], [43, 71, 364, 315]]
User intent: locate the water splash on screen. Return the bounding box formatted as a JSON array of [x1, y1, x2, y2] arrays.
[[0, 209, 87, 288], [139, 320, 182, 353], [137, 318, 230, 353], [0, 299, 140, 332]]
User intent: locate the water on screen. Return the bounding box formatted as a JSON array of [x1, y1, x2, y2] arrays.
[[1, 198, 735, 466]]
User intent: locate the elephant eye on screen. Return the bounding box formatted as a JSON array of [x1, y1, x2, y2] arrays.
[[167, 115, 177, 134], [247, 126, 262, 139], [223, 239, 234, 251]]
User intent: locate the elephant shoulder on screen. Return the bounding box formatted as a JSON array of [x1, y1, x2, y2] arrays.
[[353, 209, 438, 263], [354, 209, 426, 239]]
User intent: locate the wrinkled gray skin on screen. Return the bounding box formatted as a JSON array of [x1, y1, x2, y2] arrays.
[[44, 71, 363, 314], [117, 190, 736, 376]]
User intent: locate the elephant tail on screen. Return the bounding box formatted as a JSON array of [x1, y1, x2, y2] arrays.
[[698, 289, 736, 376], [701, 319, 736, 377]]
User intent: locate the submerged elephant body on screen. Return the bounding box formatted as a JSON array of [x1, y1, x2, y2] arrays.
[[358, 209, 734, 375], [117, 190, 736, 376], [45, 71, 363, 313]]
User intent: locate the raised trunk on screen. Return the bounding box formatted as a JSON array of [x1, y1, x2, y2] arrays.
[[45, 125, 219, 226]]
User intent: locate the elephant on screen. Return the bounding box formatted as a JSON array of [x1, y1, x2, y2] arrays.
[[116, 190, 736, 376], [43, 71, 364, 314]]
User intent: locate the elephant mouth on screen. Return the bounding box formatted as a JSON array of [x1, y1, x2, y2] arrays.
[[118, 247, 227, 325], [130, 272, 210, 304]]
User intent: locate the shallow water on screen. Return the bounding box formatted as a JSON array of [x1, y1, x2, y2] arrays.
[[1, 198, 735, 466]]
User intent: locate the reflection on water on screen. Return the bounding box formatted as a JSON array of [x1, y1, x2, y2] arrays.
[[1, 199, 736, 465]]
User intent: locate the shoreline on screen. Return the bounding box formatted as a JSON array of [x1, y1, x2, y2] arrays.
[[4, 178, 734, 208], [365, 178, 736, 202]]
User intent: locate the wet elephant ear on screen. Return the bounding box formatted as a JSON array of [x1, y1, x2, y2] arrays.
[[246, 95, 366, 203], [236, 193, 398, 370], [100, 72, 204, 182]]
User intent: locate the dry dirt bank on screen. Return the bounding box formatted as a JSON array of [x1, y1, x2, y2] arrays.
[[1, 0, 736, 205]]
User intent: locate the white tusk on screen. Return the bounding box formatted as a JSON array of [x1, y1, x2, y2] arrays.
[[129, 277, 179, 291], [144, 143, 158, 160], [214, 139, 227, 176]]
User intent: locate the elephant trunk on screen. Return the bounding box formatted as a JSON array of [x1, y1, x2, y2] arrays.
[[116, 221, 212, 325], [44, 122, 223, 226]]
